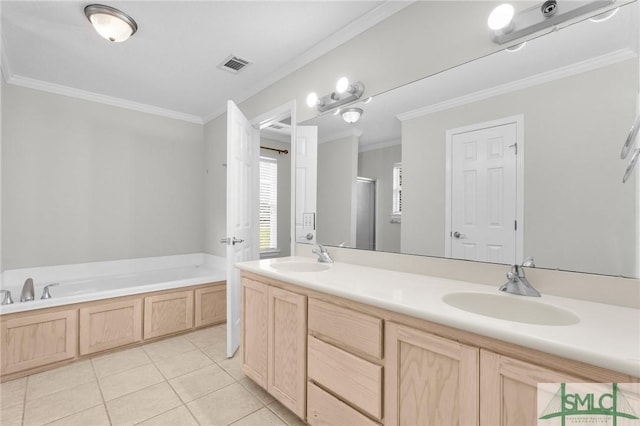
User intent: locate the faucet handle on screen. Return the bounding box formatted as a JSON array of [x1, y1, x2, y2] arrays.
[[0, 290, 14, 305], [41, 283, 59, 300]]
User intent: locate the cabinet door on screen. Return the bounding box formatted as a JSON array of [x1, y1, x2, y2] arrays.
[[1, 309, 77, 376], [143, 290, 194, 339], [79, 299, 142, 355], [241, 278, 268, 388], [385, 322, 479, 426], [480, 350, 584, 426], [195, 284, 226, 328], [268, 286, 307, 419]]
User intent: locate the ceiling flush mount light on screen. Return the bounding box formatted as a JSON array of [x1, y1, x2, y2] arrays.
[[307, 77, 365, 113], [341, 108, 363, 124], [84, 4, 138, 42], [488, 0, 615, 45]]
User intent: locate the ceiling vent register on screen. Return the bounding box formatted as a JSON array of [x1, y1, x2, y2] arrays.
[[218, 55, 252, 74]]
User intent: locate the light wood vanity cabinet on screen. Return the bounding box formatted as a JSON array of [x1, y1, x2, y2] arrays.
[[0, 309, 77, 375], [240, 271, 637, 426], [480, 350, 585, 426], [79, 298, 142, 355], [307, 298, 384, 425], [385, 322, 479, 426], [240, 276, 307, 419]]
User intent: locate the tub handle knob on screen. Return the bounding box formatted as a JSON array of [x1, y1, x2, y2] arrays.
[[0, 290, 14, 305], [41, 283, 59, 300]]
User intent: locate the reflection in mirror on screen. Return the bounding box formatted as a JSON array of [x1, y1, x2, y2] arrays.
[[300, 2, 639, 278]]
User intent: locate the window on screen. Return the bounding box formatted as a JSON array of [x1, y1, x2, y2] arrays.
[[392, 162, 402, 215], [259, 157, 278, 252]]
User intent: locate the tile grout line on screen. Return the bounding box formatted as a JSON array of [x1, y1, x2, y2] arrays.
[[89, 358, 114, 426], [21, 376, 28, 426]]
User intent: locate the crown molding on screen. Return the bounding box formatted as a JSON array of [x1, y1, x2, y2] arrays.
[[203, 0, 415, 124], [319, 127, 363, 144], [398, 48, 637, 121], [5, 74, 204, 124], [359, 138, 401, 153]]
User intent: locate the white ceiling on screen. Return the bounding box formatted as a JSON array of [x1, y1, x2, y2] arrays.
[[0, 1, 410, 123]]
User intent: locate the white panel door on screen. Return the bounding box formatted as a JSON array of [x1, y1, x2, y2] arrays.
[[295, 126, 318, 244], [226, 100, 259, 358], [450, 122, 517, 264]]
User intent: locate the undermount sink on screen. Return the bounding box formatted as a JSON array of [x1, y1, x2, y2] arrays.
[[442, 292, 580, 326], [270, 261, 331, 273]]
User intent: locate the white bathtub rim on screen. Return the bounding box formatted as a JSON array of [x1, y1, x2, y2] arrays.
[[0, 253, 227, 315], [0, 270, 226, 315]]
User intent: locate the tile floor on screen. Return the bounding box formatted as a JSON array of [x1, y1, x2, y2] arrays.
[[0, 325, 307, 426]]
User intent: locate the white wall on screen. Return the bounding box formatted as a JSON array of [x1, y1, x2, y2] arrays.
[[2, 83, 205, 269], [358, 144, 401, 253], [401, 59, 637, 277], [317, 135, 358, 247], [260, 137, 291, 257]]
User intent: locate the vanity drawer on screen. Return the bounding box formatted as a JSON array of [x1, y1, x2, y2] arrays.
[[307, 381, 380, 426], [308, 298, 382, 359], [308, 336, 383, 420]]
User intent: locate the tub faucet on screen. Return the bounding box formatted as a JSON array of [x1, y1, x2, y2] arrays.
[[312, 244, 333, 263], [499, 264, 541, 297], [41, 283, 59, 300], [20, 278, 35, 302], [0, 290, 14, 305]]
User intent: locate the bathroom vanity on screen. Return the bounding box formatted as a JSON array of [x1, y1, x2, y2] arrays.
[[236, 258, 639, 426]]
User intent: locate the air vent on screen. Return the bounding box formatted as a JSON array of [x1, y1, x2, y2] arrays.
[[218, 55, 252, 74], [269, 124, 284, 130]]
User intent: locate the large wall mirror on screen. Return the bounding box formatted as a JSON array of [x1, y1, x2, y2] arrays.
[[298, 1, 639, 278]]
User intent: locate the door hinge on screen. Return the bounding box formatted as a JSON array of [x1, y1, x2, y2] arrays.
[[514, 220, 518, 231]]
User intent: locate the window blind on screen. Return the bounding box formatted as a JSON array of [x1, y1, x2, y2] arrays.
[[392, 162, 402, 215], [260, 157, 278, 251]]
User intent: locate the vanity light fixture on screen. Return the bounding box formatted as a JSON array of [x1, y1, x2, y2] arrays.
[[488, 0, 615, 45], [84, 4, 138, 42], [306, 77, 365, 113], [341, 108, 363, 124]]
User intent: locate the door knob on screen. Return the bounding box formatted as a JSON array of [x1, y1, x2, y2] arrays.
[[305, 233, 313, 240], [220, 237, 244, 245], [452, 231, 466, 239]]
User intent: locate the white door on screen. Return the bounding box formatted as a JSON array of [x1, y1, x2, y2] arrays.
[[226, 100, 259, 357], [295, 126, 318, 244], [447, 121, 519, 264]]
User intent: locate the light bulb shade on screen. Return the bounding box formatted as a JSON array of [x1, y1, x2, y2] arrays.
[[306, 92, 318, 108], [341, 108, 362, 124], [85, 4, 137, 42], [488, 4, 515, 31], [336, 77, 350, 94]]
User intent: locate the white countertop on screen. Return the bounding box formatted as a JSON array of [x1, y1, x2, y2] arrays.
[[236, 256, 640, 377]]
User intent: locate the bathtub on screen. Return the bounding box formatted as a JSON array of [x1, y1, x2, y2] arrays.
[[0, 254, 226, 315]]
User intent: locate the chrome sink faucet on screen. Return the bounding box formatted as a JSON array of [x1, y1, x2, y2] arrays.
[[499, 264, 541, 297], [312, 244, 334, 263], [20, 278, 35, 302]]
